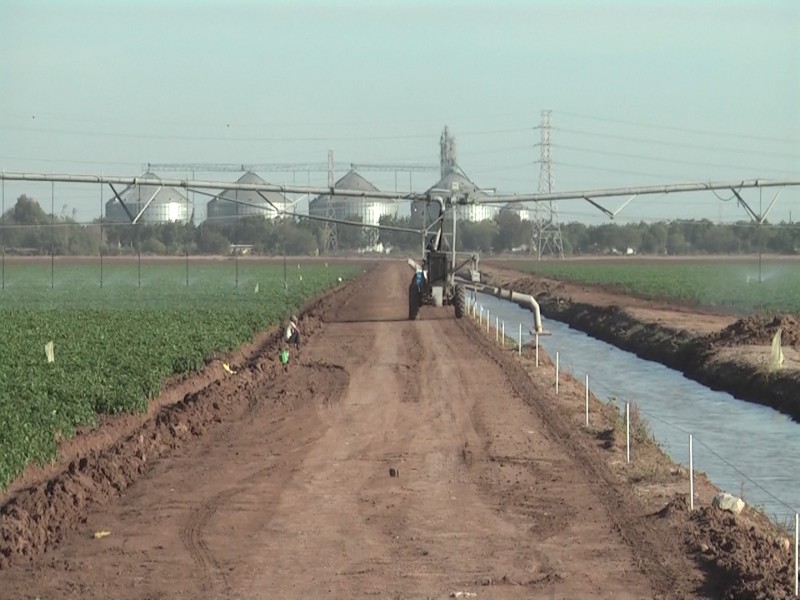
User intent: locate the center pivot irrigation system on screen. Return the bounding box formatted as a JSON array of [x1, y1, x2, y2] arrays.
[[2, 170, 800, 329]]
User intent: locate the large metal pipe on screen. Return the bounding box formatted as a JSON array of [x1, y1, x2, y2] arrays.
[[465, 282, 544, 334]]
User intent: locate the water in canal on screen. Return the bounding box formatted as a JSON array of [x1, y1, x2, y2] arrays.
[[474, 292, 799, 522]]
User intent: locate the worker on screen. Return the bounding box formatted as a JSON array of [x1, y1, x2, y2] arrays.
[[279, 346, 290, 371], [415, 267, 424, 292], [285, 315, 301, 351]]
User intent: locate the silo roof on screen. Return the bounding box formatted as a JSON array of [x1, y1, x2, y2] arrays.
[[425, 169, 486, 200], [121, 172, 189, 205], [216, 171, 287, 207], [310, 169, 389, 208]]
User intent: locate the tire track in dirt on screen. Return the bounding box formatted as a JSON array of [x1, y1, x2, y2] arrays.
[[181, 488, 237, 593]]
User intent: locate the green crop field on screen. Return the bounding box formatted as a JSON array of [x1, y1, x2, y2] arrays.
[[0, 260, 360, 489], [508, 259, 800, 314]]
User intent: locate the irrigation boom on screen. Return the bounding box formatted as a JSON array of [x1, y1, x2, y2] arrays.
[[1, 171, 799, 226]]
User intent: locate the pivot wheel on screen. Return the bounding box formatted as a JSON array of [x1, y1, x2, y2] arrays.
[[408, 280, 421, 320], [454, 284, 466, 319]]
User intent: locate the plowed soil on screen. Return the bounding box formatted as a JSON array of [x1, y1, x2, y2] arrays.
[[0, 261, 717, 599]]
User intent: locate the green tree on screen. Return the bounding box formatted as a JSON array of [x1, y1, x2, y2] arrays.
[[459, 220, 498, 253], [493, 211, 531, 252]]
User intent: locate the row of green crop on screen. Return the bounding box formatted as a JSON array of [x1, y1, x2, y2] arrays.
[[512, 260, 800, 314], [0, 263, 360, 489]]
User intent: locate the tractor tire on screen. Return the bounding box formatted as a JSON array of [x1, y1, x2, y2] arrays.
[[454, 284, 466, 319], [409, 281, 421, 320]]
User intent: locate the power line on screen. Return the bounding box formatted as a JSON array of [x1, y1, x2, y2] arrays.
[[554, 160, 678, 180], [0, 155, 143, 167], [555, 144, 794, 175], [0, 124, 538, 144], [554, 127, 799, 160], [0, 125, 436, 143], [556, 110, 800, 145]]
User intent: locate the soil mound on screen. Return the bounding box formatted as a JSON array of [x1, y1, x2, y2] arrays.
[[690, 506, 793, 600], [707, 314, 800, 348]]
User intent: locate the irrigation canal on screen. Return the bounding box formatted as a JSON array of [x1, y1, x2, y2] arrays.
[[475, 292, 800, 522]]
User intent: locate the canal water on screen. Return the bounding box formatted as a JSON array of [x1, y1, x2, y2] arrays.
[[474, 292, 800, 522]]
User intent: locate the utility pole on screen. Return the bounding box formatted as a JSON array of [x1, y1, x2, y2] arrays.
[[532, 109, 564, 260]]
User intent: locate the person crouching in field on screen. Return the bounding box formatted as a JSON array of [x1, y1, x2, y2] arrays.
[[285, 315, 301, 351]]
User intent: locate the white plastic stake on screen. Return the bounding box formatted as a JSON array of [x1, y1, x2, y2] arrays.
[[501, 321, 505, 347], [486, 310, 490, 333], [479, 306, 483, 325], [495, 317, 499, 342], [518, 323, 522, 356], [795, 512, 798, 597], [585, 374, 589, 427], [555, 352, 559, 395], [625, 402, 630, 464], [535, 334, 539, 367], [689, 434, 694, 511]]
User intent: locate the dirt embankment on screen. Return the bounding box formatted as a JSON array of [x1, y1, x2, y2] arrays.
[[483, 266, 800, 422]]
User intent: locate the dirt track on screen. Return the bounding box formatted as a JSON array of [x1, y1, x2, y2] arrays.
[[1, 262, 707, 599]]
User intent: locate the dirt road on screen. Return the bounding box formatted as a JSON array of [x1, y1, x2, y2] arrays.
[[1, 263, 700, 599]]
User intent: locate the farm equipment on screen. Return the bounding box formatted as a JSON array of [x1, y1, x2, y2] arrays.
[[407, 185, 479, 320]]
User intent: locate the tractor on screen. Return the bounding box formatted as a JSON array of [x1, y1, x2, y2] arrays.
[[407, 186, 479, 320]]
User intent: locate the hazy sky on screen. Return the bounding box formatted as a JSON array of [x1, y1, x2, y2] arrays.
[[1, 0, 798, 224]]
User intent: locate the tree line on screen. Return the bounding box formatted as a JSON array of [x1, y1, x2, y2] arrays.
[[379, 211, 800, 255], [2, 195, 800, 256]]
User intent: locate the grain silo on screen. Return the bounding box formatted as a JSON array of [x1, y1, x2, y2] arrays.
[[309, 170, 398, 250], [416, 169, 499, 223], [206, 171, 289, 222], [105, 172, 192, 224], [309, 169, 397, 225]]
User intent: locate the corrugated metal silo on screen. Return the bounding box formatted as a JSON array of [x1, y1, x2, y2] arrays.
[[105, 172, 192, 224], [206, 171, 288, 222]]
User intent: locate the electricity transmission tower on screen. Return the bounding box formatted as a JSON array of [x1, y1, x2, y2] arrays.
[[322, 149, 339, 254], [532, 110, 564, 259]]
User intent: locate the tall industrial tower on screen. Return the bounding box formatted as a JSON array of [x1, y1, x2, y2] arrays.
[[532, 110, 564, 259], [438, 126, 459, 252], [322, 149, 339, 254], [440, 126, 457, 178]]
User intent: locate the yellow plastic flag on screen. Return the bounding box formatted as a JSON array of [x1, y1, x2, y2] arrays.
[[769, 327, 784, 372], [254, 283, 260, 294], [45, 341, 54, 364], [222, 362, 237, 375], [93, 530, 111, 539]]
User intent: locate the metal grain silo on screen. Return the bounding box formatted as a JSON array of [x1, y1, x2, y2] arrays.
[[309, 169, 392, 220], [415, 169, 498, 223], [309, 169, 398, 249], [206, 171, 288, 222], [105, 172, 192, 224]]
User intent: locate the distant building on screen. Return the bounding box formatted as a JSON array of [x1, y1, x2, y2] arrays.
[[105, 172, 192, 224]]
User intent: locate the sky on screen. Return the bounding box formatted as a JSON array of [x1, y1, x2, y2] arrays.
[[1, 0, 798, 225]]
